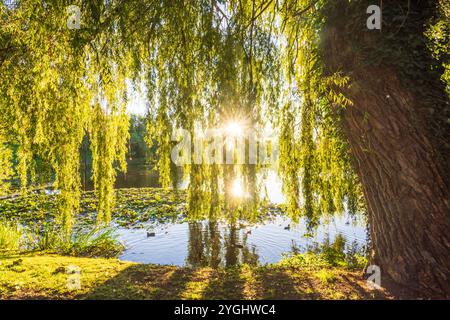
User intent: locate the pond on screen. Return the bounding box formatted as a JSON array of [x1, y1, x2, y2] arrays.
[[1, 165, 368, 267], [112, 165, 368, 267], [118, 214, 367, 267]]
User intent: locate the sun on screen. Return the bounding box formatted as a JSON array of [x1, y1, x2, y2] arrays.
[[224, 121, 243, 137]]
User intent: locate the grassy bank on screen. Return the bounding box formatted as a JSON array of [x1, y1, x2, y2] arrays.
[[0, 252, 390, 300]]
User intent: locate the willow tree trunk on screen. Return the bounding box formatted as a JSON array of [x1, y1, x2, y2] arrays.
[[322, 0, 450, 298]]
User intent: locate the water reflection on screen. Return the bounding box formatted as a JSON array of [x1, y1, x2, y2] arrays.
[[105, 163, 367, 267], [82, 163, 161, 190], [118, 213, 366, 267], [186, 221, 259, 268]]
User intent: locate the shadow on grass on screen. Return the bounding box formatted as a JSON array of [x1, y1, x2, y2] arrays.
[[0, 252, 391, 300], [85, 265, 247, 300], [201, 267, 246, 299], [253, 266, 320, 299], [84, 264, 328, 300], [339, 273, 388, 299], [82, 264, 387, 300], [84, 265, 196, 299]]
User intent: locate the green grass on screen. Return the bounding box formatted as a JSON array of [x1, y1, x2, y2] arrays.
[[0, 253, 132, 299], [0, 252, 391, 300], [315, 269, 337, 285]]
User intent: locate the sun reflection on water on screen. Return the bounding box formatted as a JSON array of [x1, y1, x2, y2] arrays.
[[231, 178, 245, 198]]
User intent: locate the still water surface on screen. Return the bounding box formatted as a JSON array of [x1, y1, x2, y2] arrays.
[[118, 215, 367, 267], [114, 165, 367, 266]]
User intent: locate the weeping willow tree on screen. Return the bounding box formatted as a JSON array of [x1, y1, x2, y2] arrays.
[[1, 0, 449, 297], [137, 0, 285, 222], [1, 0, 353, 228], [133, 0, 358, 226], [276, 0, 363, 231], [0, 1, 131, 234], [0, 128, 12, 196]]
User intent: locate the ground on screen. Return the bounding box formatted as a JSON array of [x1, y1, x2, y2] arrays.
[[0, 252, 390, 300]]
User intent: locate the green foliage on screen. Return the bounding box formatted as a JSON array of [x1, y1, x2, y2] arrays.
[[278, 235, 368, 269], [59, 228, 124, 258], [4, 0, 445, 234], [0, 218, 123, 258], [27, 225, 123, 258], [0, 220, 24, 251], [129, 114, 152, 160], [276, 0, 364, 228], [90, 105, 130, 226], [0, 136, 13, 196], [426, 0, 450, 95], [0, 1, 131, 234], [0, 0, 362, 233]]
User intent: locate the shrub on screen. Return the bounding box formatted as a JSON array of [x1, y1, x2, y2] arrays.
[[0, 220, 24, 251], [278, 235, 368, 270], [20, 223, 124, 258], [60, 228, 125, 258]]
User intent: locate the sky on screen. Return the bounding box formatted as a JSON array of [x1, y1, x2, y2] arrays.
[[126, 80, 147, 115]]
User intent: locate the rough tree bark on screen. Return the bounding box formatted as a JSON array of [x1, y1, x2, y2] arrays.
[[322, 0, 450, 298]]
